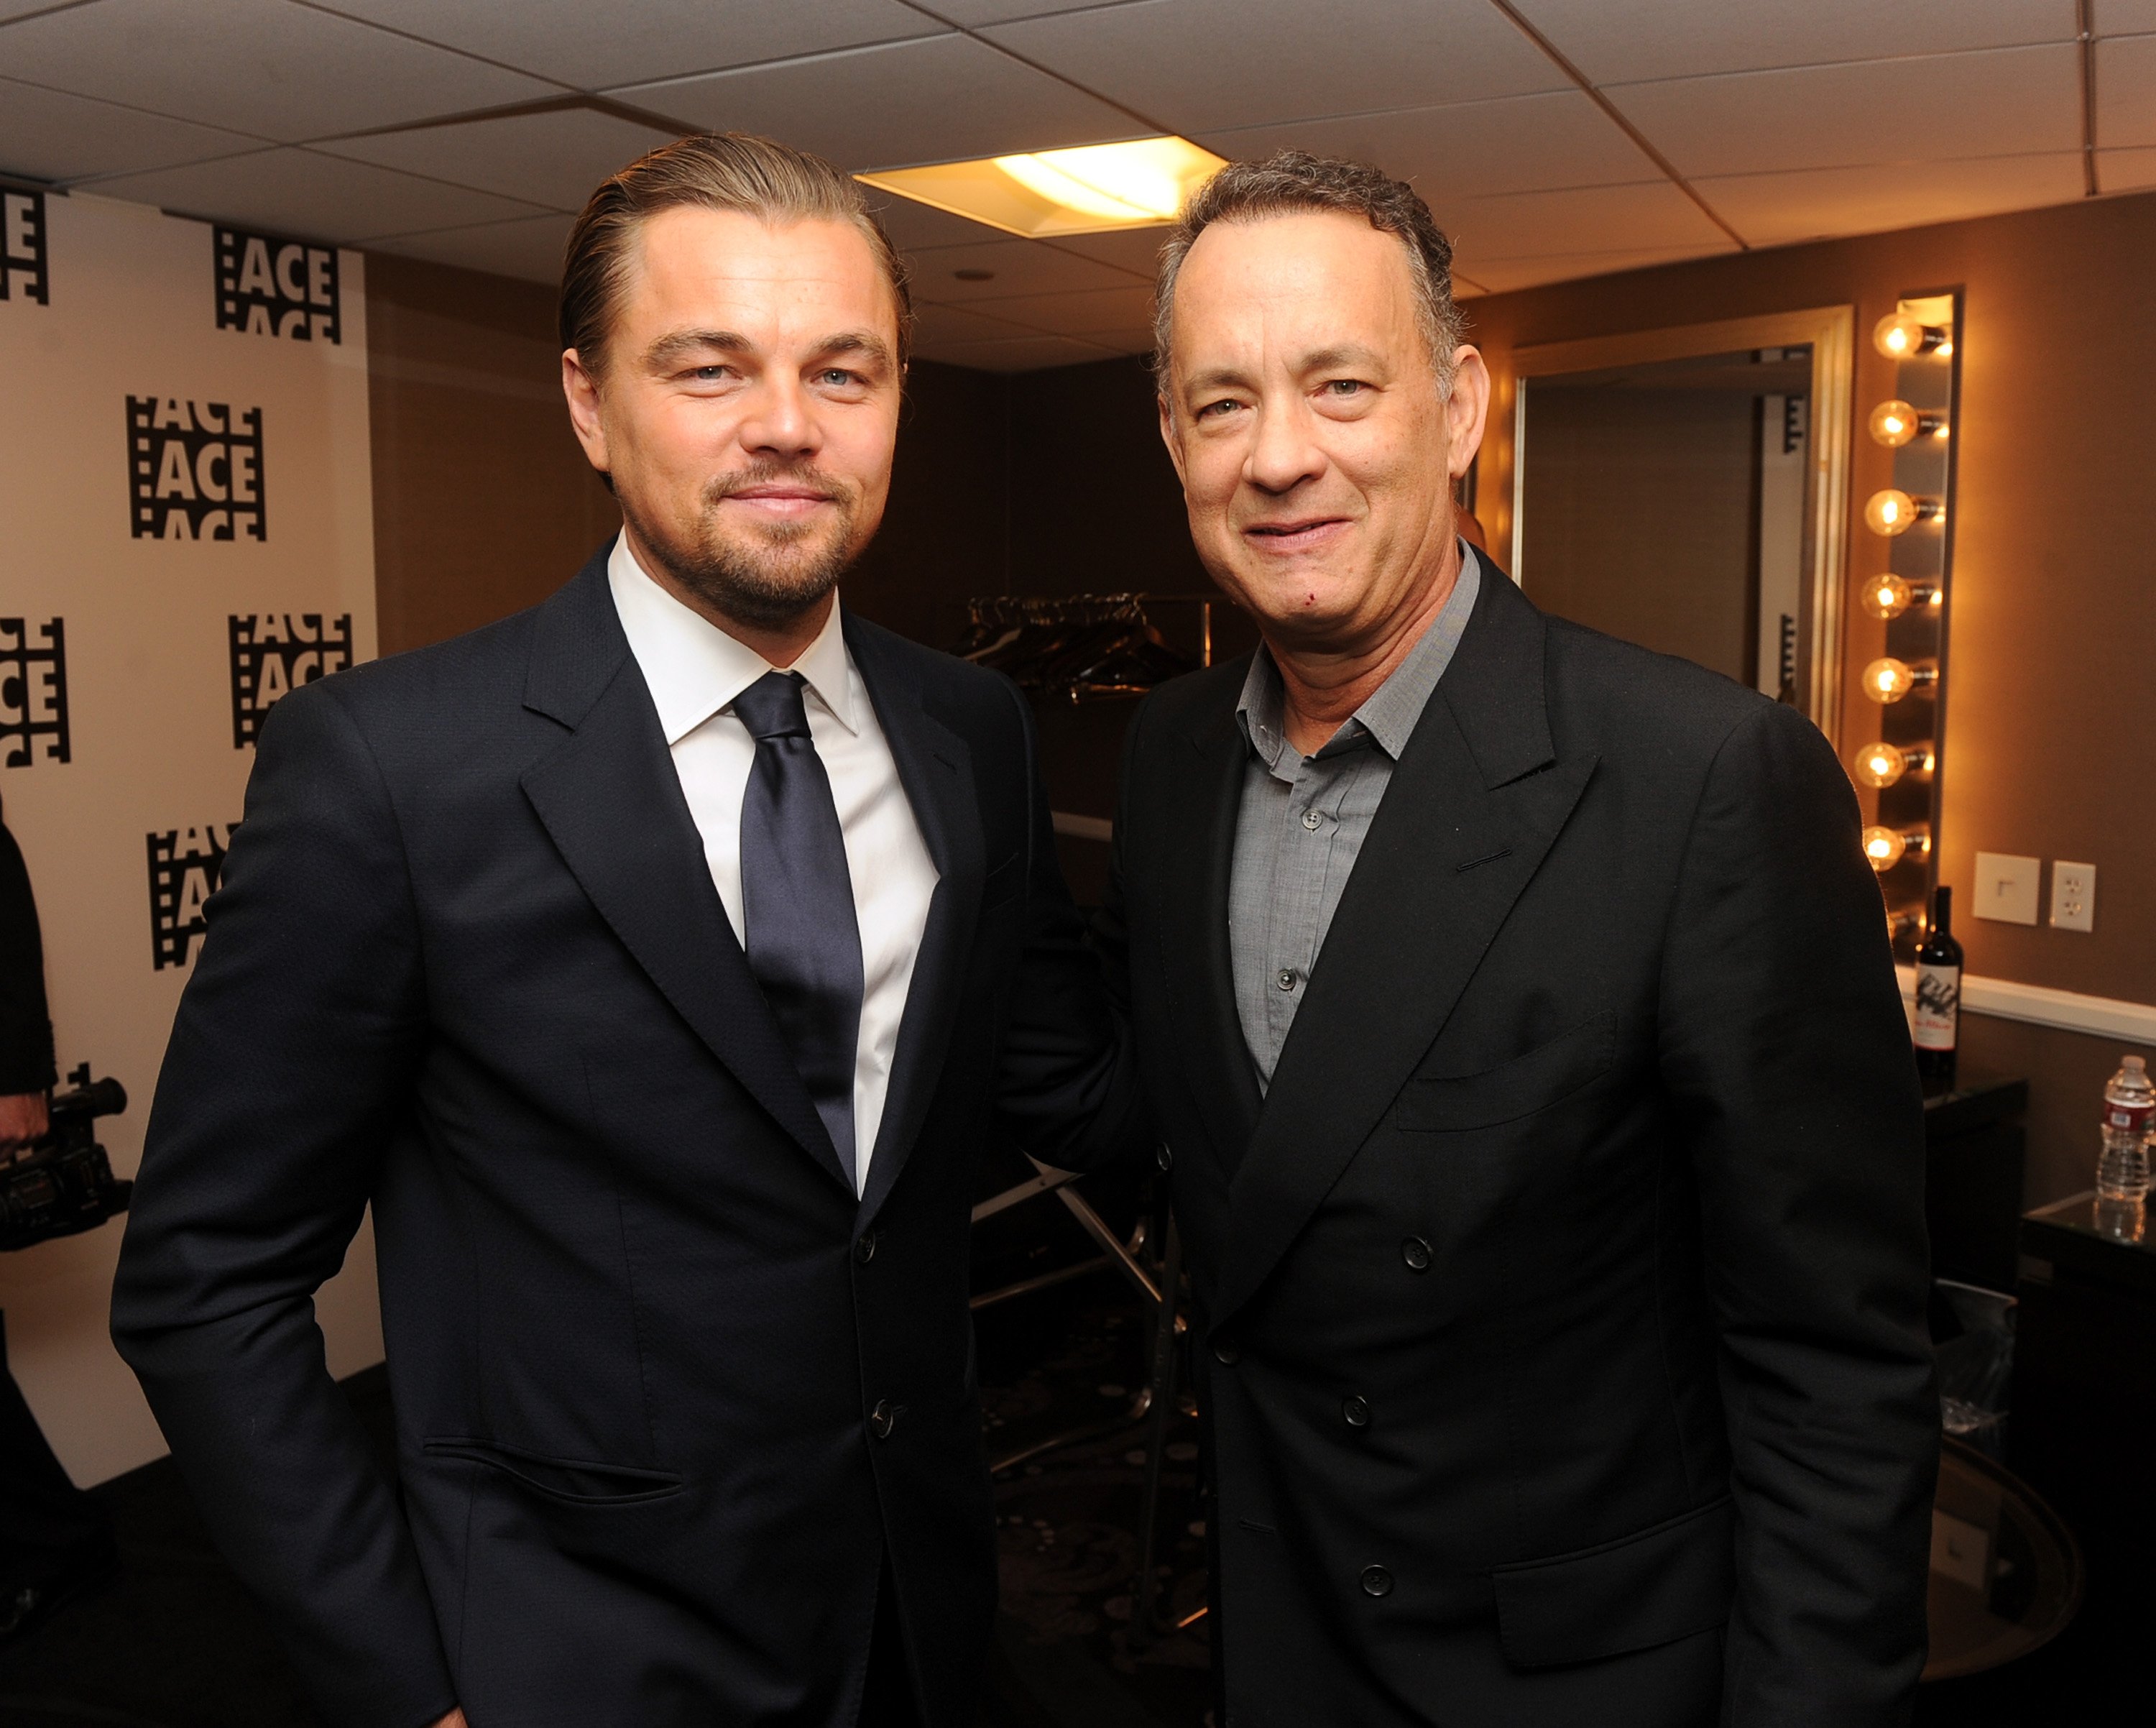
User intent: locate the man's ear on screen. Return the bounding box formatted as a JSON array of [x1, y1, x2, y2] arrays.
[[561, 349, 611, 477], [1443, 344, 1493, 479], [1156, 392, 1189, 490]]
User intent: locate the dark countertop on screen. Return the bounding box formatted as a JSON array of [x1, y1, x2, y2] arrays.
[[2023, 1190, 2156, 1299], [1923, 1072, 2029, 1137]]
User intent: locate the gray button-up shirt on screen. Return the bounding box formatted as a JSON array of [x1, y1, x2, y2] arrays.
[[1229, 548, 1482, 1090]]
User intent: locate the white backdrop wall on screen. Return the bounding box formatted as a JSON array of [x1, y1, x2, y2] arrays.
[[0, 187, 383, 1487]]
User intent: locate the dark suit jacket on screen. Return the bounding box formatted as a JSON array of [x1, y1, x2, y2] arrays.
[[0, 810, 57, 1095], [1098, 559, 1938, 1727], [111, 551, 1144, 1728]]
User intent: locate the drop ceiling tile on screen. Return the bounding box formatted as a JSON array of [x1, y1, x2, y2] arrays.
[[1435, 179, 1727, 262], [2097, 33, 2156, 147], [911, 300, 1056, 344], [1612, 43, 2082, 179], [902, 237, 1141, 300], [2093, 0, 2156, 35], [369, 211, 574, 283], [80, 146, 548, 243], [2097, 145, 2156, 190], [985, 0, 1567, 135], [1455, 244, 1733, 295], [1038, 229, 1169, 279], [929, 0, 1146, 21], [912, 331, 1123, 372], [313, 1, 942, 91], [617, 34, 1140, 170], [1514, 0, 2075, 84], [1693, 152, 2086, 247], [1199, 89, 1650, 202], [0, 75, 264, 183], [965, 282, 1156, 334], [319, 109, 679, 211], [858, 187, 1012, 252], [0, 0, 555, 143]]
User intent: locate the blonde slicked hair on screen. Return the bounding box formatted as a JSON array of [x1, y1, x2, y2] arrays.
[[559, 131, 913, 378]]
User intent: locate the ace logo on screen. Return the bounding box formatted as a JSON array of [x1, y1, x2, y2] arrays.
[[1, 186, 46, 305], [216, 226, 339, 343], [147, 824, 234, 970], [0, 619, 69, 768], [128, 396, 266, 541], [229, 613, 350, 746]]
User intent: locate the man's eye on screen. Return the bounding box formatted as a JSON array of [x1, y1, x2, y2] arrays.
[[1325, 379, 1365, 397], [818, 369, 860, 387], [688, 366, 729, 382], [1196, 397, 1241, 418]]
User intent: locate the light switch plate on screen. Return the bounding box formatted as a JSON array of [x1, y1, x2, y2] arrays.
[[2050, 860, 2096, 932], [1973, 852, 2041, 924]]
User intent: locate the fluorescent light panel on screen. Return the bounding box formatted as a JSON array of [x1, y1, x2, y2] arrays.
[[858, 135, 1226, 238]]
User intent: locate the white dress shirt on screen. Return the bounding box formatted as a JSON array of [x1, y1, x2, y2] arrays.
[[607, 533, 939, 1194]]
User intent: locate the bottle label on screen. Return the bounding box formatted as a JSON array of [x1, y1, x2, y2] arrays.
[[2104, 1100, 2154, 1136], [1914, 964, 1960, 1050]]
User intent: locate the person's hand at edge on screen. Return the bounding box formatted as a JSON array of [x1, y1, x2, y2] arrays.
[[0, 1092, 47, 1157]]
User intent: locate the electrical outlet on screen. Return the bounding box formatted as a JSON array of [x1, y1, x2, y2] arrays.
[[1973, 852, 2042, 924], [2051, 860, 2096, 932]]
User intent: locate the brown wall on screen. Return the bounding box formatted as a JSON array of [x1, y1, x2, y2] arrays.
[[366, 252, 618, 654]]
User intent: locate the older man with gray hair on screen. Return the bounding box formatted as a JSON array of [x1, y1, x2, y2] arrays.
[[1097, 152, 1938, 1726]]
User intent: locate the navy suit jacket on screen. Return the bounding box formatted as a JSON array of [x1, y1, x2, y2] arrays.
[[111, 551, 1144, 1727]]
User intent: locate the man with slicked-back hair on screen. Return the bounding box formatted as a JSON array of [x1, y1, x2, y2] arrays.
[[113, 132, 1144, 1728]]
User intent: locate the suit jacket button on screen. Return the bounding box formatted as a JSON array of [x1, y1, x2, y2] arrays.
[[870, 1400, 898, 1440], [1342, 1394, 1371, 1428], [1156, 1144, 1173, 1172], [1360, 1565, 1394, 1598], [854, 1231, 877, 1265], [1212, 1338, 1239, 1366], [1401, 1236, 1432, 1272]]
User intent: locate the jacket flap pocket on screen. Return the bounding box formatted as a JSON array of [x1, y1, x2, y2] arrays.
[[423, 1437, 686, 1506], [1398, 1011, 1616, 1133], [1493, 1495, 1733, 1669], [980, 850, 1023, 911]]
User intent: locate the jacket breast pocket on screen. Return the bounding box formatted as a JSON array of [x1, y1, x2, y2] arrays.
[[1397, 1010, 1616, 1133], [423, 1437, 686, 1507]]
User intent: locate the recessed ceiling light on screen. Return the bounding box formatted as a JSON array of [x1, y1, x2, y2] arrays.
[[858, 136, 1227, 239]]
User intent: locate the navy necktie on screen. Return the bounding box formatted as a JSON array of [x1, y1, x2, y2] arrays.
[[734, 671, 865, 1174]]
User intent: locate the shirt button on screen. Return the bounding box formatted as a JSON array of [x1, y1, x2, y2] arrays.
[[1360, 1565, 1394, 1598], [1401, 1236, 1433, 1273], [1342, 1394, 1371, 1429], [1156, 1144, 1174, 1173], [1212, 1338, 1240, 1366], [854, 1231, 877, 1266], [870, 1400, 899, 1440], [1276, 968, 1298, 992], [1301, 809, 1322, 830]]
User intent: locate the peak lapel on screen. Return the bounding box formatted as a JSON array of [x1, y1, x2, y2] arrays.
[[849, 618, 984, 1223], [1210, 568, 1597, 1328], [1161, 682, 1264, 1174], [519, 560, 853, 1194]]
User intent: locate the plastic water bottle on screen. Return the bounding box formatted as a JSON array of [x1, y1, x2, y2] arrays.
[[2096, 1054, 2155, 1203]]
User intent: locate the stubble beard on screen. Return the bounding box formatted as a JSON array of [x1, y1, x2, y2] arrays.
[[625, 462, 868, 631]]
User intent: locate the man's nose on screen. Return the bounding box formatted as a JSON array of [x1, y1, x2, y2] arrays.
[[737, 374, 822, 459], [1243, 397, 1325, 495]]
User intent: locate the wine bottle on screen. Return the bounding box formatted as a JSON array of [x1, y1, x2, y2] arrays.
[[1913, 886, 1963, 1087]]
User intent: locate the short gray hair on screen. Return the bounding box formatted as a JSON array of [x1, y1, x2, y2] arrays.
[[1152, 150, 1464, 395]]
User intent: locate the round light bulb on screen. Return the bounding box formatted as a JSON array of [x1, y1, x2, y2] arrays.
[[1872, 313, 1942, 358], [1853, 743, 1908, 788], [1859, 574, 1912, 619], [1864, 488, 1929, 536], [1862, 826, 1907, 871], [1868, 400, 1920, 446], [1862, 656, 1925, 703]]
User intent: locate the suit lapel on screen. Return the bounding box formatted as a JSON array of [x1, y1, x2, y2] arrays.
[[847, 616, 985, 1223], [1210, 566, 1598, 1328], [1160, 679, 1264, 1175], [519, 557, 853, 1194]]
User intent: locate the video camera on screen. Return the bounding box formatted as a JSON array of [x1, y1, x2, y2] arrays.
[[0, 1063, 132, 1252]]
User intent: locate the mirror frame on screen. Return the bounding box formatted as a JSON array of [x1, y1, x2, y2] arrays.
[[1507, 306, 1855, 747]]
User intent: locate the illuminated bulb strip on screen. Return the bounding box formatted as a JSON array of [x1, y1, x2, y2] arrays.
[[1864, 489, 1944, 536], [1862, 824, 1932, 873], [1861, 656, 1937, 704], [1853, 742, 1935, 789], [1874, 312, 1949, 358]]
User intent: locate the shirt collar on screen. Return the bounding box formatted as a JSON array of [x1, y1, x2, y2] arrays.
[[607, 530, 858, 745], [1235, 541, 1483, 768]]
